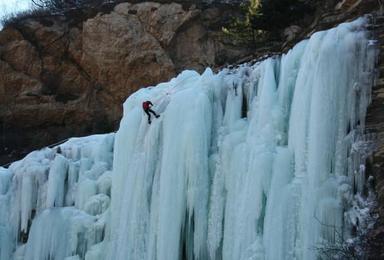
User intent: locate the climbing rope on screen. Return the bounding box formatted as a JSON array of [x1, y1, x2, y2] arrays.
[[151, 74, 197, 106]]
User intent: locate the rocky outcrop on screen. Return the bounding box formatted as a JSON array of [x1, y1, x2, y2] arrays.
[[0, 1, 249, 164]]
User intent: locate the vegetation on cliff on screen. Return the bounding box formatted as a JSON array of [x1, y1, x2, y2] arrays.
[[223, 0, 315, 45]]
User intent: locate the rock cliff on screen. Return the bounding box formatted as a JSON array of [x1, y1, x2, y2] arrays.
[[0, 1, 249, 164]]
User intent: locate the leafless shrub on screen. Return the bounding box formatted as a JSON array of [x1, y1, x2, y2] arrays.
[[31, 0, 113, 13], [313, 193, 377, 260], [1, 8, 51, 28], [1, 0, 118, 28]]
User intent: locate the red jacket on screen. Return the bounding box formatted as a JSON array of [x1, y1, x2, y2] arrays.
[[142, 101, 152, 110]]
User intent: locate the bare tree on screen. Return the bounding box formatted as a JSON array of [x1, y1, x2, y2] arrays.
[[31, 0, 108, 12]]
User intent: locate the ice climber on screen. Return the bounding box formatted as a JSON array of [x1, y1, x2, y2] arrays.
[[142, 100, 160, 124]]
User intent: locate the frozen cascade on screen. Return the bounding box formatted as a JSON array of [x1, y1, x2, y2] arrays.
[[0, 134, 114, 260], [0, 17, 378, 260], [108, 17, 377, 260]]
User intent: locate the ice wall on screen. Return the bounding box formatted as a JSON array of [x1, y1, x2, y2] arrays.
[[0, 134, 114, 260], [108, 17, 377, 260], [0, 17, 377, 260]]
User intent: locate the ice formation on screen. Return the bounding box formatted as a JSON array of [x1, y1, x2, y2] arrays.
[[0, 17, 378, 260], [108, 17, 377, 260], [0, 134, 114, 260]]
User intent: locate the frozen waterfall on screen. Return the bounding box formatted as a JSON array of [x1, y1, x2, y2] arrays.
[[108, 17, 377, 260], [0, 17, 378, 260], [0, 134, 115, 260]]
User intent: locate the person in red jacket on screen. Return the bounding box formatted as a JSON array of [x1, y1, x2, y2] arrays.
[[142, 100, 160, 124]]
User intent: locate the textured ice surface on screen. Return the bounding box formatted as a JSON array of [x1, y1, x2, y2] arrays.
[[0, 134, 114, 260], [108, 17, 376, 260], [0, 17, 377, 260]]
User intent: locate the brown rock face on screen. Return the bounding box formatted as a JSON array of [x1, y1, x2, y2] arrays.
[[80, 5, 176, 118], [0, 1, 249, 164], [365, 12, 384, 259]]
